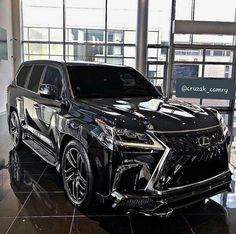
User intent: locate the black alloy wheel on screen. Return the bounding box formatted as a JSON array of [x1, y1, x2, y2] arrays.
[[9, 111, 23, 149], [62, 140, 94, 208]]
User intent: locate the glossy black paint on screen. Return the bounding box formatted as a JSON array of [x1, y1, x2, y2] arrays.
[[7, 60, 231, 215]]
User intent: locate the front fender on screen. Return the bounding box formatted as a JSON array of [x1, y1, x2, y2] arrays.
[[58, 117, 113, 195]]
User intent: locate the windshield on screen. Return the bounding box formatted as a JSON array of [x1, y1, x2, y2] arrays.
[[67, 65, 161, 98]]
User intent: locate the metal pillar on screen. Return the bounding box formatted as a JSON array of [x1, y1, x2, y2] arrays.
[[166, 0, 176, 98], [62, 0, 66, 61], [11, 0, 23, 74], [104, 0, 108, 63], [136, 0, 149, 77]]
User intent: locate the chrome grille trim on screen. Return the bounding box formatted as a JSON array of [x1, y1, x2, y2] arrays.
[[145, 132, 170, 192], [145, 128, 228, 193]]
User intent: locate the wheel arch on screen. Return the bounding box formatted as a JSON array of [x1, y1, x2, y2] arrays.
[[59, 134, 88, 163], [59, 128, 108, 196], [59, 134, 77, 160]]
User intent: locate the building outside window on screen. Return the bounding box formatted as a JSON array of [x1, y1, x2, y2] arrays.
[[21, 0, 166, 70]]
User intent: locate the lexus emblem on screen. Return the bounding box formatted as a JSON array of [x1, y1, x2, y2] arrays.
[[198, 136, 210, 147]]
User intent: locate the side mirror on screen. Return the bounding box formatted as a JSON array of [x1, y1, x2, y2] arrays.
[[39, 84, 59, 100], [155, 85, 163, 96]]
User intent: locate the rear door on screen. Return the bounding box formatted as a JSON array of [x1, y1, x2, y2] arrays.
[[14, 65, 32, 125]]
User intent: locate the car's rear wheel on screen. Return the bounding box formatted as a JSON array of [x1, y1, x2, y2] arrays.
[[9, 111, 23, 149], [61, 140, 94, 208]]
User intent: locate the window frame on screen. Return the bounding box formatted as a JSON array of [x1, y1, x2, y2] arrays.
[[16, 65, 33, 88], [25, 64, 46, 93], [39, 64, 65, 100]]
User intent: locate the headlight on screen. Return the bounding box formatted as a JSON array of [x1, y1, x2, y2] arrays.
[[95, 118, 114, 143], [217, 112, 230, 137], [95, 118, 164, 150], [115, 128, 152, 144]]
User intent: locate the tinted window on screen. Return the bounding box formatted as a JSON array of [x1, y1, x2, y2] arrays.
[[27, 65, 45, 92], [42, 66, 62, 94], [17, 66, 31, 87], [67, 66, 159, 98]]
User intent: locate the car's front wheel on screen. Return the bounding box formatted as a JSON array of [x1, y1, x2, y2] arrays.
[[61, 140, 94, 208], [9, 111, 23, 149]]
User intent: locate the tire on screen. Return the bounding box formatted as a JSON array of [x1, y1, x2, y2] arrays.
[[9, 111, 23, 149], [61, 140, 94, 208]]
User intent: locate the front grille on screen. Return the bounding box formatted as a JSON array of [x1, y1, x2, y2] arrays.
[[154, 128, 228, 190]]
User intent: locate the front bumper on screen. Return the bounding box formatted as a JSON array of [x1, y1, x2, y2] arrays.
[[106, 127, 232, 216], [111, 170, 232, 216]]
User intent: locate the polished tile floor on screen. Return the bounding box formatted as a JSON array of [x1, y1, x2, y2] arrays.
[[1, 113, 236, 234]]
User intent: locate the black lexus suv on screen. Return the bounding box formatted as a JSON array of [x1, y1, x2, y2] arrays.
[[7, 60, 232, 216]]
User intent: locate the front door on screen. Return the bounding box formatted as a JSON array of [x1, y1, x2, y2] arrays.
[[34, 65, 63, 153], [23, 65, 46, 139]]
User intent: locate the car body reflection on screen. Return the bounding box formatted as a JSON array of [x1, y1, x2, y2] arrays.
[[8, 148, 72, 212], [8, 149, 45, 193]]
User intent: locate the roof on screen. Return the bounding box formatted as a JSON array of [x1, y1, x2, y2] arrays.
[[20, 60, 128, 68]]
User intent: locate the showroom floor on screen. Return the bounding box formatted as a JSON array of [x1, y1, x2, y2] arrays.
[[0, 113, 236, 234]]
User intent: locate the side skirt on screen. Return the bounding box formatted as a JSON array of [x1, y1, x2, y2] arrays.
[[23, 133, 58, 167]]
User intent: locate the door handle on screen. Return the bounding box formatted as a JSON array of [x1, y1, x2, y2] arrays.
[[33, 104, 40, 109], [17, 97, 22, 101]]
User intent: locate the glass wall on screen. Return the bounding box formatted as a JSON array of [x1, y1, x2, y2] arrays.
[[21, 0, 172, 93], [22, 0, 165, 70], [107, 0, 137, 65], [147, 0, 171, 88], [65, 0, 106, 62], [21, 0, 171, 90], [22, 0, 63, 61], [175, 0, 236, 45], [172, 0, 236, 109]]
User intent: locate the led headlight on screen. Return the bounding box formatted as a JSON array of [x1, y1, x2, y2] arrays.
[[95, 118, 164, 150], [115, 129, 153, 144], [95, 118, 114, 143], [216, 112, 230, 137]]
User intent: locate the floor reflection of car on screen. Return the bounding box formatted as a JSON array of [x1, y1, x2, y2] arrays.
[[0, 159, 5, 170], [7, 60, 232, 216], [8, 149, 71, 215], [8, 150, 73, 233], [9, 149, 39, 192], [8, 149, 57, 195]]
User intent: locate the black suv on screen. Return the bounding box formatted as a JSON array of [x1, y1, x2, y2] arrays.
[[7, 60, 231, 216]]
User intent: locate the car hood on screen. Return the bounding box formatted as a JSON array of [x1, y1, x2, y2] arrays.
[[76, 97, 220, 133]]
